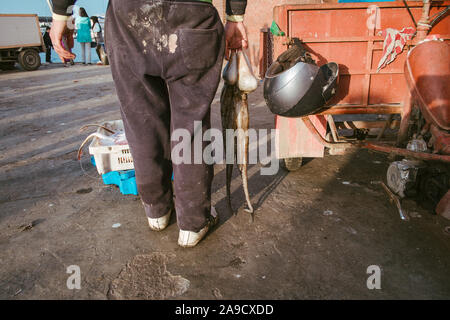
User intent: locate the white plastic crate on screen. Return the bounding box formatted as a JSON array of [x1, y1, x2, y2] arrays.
[[88, 120, 134, 174]]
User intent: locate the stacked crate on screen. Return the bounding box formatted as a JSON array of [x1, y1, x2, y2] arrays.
[[89, 120, 138, 196]]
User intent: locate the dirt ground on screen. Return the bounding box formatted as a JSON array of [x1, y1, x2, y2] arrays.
[[1, 64, 449, 300]]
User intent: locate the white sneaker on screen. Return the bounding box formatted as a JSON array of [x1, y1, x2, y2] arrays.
[[178, 207, 218, 248], [147, 210, 171, 231]]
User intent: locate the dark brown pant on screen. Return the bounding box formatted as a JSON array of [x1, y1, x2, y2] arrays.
[[46, 47, 52, 63], [105, 0, 225, 232]]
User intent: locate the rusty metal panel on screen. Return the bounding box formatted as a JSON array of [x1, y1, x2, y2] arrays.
[[275, 1, 450, 111], [276, 115, 327, 158], [272, 1, 450, 159]]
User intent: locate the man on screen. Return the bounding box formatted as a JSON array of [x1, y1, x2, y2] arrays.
[[43, 26, 53, 63], [50, 0, 248, 247]]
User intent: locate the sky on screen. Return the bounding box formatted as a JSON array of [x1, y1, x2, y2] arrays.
[[0, 0, 109, 17]]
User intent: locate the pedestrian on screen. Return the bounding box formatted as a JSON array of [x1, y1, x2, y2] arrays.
[[61, 36, 72, 67], [90, 16, 105, 65], [66, 16, 76, 66], [61, 17, 75, 67], [50, 0, 248, 247], [43, 26, 53, 64], [75, 7, 92, 65]]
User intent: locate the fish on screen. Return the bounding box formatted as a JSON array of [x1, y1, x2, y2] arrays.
[[220, 50, 257, 217], [220, 80, 238, 213]]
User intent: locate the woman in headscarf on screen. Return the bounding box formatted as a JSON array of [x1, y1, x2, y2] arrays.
[[75, 7, 92, 65], [90, 16, 106, 65]]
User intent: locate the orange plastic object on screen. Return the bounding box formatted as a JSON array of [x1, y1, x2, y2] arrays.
[[405, 40, 450, 130]]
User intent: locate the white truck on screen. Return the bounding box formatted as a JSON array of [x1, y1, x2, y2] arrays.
[[0, 14, 46, 71]]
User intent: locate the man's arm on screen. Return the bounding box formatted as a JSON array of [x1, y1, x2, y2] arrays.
[[226, 0, 247, 20], [49, 0, 77, 62], [52, 0, 76, 16], [224, 0, 248, 59]]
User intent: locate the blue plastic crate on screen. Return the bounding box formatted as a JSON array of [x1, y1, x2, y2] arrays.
[[90, 156, 173, 196], [102, 170, 139, 196], [91, 156, 138, 195]]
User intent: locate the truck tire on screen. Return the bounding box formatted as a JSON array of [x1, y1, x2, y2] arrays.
[[0, 62, 15, 70], [280, 157, 303, 172], [18, 49, 40, 71]]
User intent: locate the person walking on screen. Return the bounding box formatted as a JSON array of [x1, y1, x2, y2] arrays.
[[75, 7, 92, 65], [61, 16, 75, 67], [43, 26, 53, 64], [50, 0, 248, 247], [90, 16, 105, 65]]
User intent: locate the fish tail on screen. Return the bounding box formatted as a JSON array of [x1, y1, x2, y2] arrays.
[[226, 163, 234, 214], [241, 163, 254, 216]]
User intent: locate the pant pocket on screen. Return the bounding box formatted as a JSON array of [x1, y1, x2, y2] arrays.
[[179, 28, 219, 71]]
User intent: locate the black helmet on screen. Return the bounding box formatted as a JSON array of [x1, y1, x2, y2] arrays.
[[264, 59, 339, 117]]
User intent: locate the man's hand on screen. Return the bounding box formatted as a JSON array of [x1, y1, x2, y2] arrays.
[[67, 28, 75, 50], [224, 21, 248, 60], [50, 19, 76, 62]]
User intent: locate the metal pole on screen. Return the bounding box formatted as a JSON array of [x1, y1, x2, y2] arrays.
[[416, 0, 432, 40]]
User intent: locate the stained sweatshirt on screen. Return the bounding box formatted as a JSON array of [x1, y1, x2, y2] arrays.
[[52, 0, 247, 18]]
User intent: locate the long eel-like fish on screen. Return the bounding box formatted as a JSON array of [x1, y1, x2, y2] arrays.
[[220, 50, 257, 216]]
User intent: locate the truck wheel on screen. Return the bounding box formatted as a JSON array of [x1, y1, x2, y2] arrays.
[[280, 157, 303, 172], [18, 49, 40, 71], [0, 62, 15, 70]]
